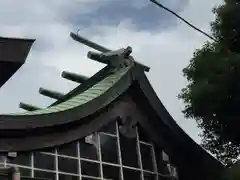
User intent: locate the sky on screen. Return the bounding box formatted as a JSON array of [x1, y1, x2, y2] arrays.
[[0, 0, 223, 144]]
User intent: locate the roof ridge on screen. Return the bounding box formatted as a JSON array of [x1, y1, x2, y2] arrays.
[[4, 62, 134, 116]]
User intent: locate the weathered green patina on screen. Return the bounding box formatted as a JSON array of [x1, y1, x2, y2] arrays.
[[0, 33, 224, 180], [7, 57, 133, 116]]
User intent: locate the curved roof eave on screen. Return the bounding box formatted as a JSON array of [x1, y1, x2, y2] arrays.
[[0, 64, 135, 131], [0, 63, 225, 173], [133, 67, 225, 170]]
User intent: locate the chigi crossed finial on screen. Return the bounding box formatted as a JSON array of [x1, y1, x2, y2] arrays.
[[19, 32, 149, 111]]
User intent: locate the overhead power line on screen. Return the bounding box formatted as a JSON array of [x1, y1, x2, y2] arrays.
[[149, 0, 218, 42]]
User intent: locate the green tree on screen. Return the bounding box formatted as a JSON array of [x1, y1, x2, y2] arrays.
[[179, 0, 240, 163], [225, 163, 240, 180]]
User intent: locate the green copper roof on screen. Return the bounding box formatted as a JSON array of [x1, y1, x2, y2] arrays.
[[9, 65, 132, 116], [2, 34, 138, 118]]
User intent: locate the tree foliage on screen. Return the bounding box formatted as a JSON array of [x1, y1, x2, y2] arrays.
[[224, 163, 240, 180], [179, 0, 240, 163]]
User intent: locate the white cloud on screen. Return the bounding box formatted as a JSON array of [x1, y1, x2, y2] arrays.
[[0, 0, 223, 144], [0, 0, 105, 25]]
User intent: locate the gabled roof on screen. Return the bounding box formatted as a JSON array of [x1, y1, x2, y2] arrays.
[[0, 33, 224, 178]]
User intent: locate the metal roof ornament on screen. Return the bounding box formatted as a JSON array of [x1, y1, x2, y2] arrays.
[[118, 115, 138, 138], [70, 32, 150, 72], [87, 46, 134, 71]]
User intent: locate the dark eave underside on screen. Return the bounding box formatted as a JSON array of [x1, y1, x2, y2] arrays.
[[0, 34, 224, 180], [0, 36, 35, 87], [0, 64, 223, 174], [0, 61, 22, 87], [131, 68, 225, 170]]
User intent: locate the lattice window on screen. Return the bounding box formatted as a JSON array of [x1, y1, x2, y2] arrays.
[[0, 121, 177, 180], [0, 156, 6, 168]]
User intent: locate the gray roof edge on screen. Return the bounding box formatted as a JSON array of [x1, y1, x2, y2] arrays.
[[0, 36, 35, 42]]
